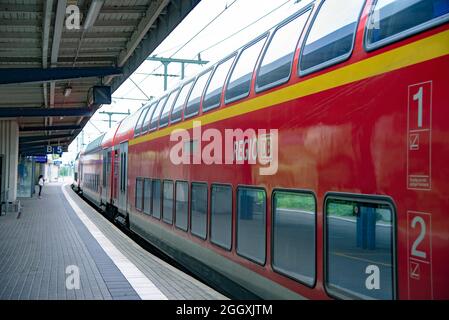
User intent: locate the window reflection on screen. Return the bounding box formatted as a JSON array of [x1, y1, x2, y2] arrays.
[[326, 198, 395, 300]]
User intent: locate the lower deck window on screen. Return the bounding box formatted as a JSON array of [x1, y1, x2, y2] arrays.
[[143, 178, 152, 215], [163, 180, 174, 224], [325, 196, 395, 300], [210, 185, 233, 250], [152, 180, 161, 219], [175, 181, 189, 231], [135, 178, 144, 211], [237, 187, 266, 265], [272, 191, 316, 286], [190, 183, 208, 239]]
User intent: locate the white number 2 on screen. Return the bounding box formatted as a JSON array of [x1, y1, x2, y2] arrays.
[[411, 216, 427, 259], [413, 87, 424, 128]]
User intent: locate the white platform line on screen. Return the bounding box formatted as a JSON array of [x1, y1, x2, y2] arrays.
[[61, 185, 167, 300]]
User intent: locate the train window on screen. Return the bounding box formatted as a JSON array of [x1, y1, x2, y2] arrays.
[[365, 0, 449, 50], [225, 36, 267, 104], [184, 70, 213, 119], [142, 102, 157, 133], [175, 181, 189, 231], [135, 178, 144, 211], [236, 187, 266, 265], [272, 191, 316, 286], [190, 183, 208, 240], [134, 107, 145, 135], [150, 96, 168, 131], [143, 178, 152, 215], [256, 9, 311, 92], [299, 0, 365, 75], [151, 180, 162, 219], [159, 90, 179, 128], [171, 81, 194, 123], [325, 196, 395, 300], [163, 180, 174, 224], [203, 56, 236, 112], [210, 185, 232, 250], [134, 106, 149, 137]]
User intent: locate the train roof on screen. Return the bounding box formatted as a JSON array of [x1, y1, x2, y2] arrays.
[[83, 0, 317, 149], [101, 122, 121, 149], [84, 133, 106, 155], [113, 108, 143, 144]]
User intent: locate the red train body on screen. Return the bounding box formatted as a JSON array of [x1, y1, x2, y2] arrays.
[[78, 0, 449, 299]]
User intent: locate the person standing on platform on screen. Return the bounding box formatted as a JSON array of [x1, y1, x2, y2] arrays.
[[38, 175, 44, 199]]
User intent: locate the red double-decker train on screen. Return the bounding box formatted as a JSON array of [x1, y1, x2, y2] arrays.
[[75, 0, 449, 299]]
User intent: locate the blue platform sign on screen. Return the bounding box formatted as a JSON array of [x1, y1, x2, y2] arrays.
[[47, 146, 63, 155], [34, 156, 48, 163]]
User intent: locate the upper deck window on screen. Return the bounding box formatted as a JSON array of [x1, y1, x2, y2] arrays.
[[365, 0, 449, 50], [159, 90, 179, 128], [149, 96, 168, 131], [184, 70, 213, 119], [299, 0, 366, 75], [225, 36, 267, 104], [256, 9, 311, 92], [134, 107, 149, 137], [142, 102, 157, 133], [203, 56, 236, 112], [171, 81, 194, 123]]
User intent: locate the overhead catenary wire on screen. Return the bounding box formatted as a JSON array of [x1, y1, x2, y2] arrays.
[[121, 0, 295, 100], [122, 0, 239, 98], [173, 0, 293, 82], [194, 0, 292, 57]]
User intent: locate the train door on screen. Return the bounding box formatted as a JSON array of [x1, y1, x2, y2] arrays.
[[101, 149, 109, 203], [0, 155, 3, 201], [117, 142, 128, 216], [106, 149, 112, 202], [112, 148, 119, 203]]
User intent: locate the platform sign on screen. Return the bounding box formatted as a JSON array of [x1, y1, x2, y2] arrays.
[[407, 82, 432, 190], [33, 156, 48, 163], [407, 211, 433, 299], [46, 146, 63, 155]]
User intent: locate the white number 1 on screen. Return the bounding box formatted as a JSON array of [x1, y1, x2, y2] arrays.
[[413, 87, 424, 128]]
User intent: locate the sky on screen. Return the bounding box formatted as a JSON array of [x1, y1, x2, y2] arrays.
[[63, 0, 313, 163]]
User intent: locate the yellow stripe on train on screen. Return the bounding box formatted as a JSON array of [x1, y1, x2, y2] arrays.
[[130, 29, 449, 147]]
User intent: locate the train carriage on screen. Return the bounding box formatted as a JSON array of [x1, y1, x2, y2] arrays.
[[77, 0, 449, 300]]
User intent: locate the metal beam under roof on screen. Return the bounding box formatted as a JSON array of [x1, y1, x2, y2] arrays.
[[20, 125, 82, 132], [19, 134, 73, 143], [0, 0, 200, 154], [0, 67, 123, 85], [0, 107, 94, 118]]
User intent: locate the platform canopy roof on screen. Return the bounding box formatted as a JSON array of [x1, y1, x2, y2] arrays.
[[0, 0, 199, 156]]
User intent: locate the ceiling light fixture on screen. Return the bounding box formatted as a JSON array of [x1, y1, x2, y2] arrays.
[[64, 86, 72, 97]]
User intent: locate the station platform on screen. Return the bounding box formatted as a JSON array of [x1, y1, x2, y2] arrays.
[[0, 183, 227, 300]]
